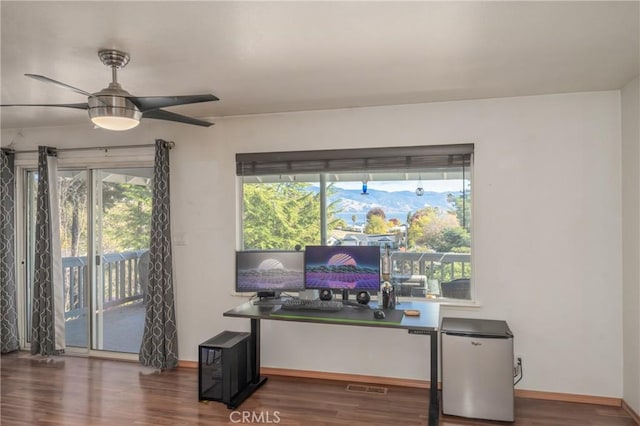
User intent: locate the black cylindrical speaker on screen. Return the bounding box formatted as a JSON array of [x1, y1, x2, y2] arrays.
[[319, 289, 333, 301], [356, 291, 371, 305]]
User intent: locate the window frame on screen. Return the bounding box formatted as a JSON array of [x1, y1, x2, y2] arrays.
[[237, 144, 475, 303]]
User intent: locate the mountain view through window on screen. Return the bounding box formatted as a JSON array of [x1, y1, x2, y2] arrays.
[[242, 172, 472, 300]]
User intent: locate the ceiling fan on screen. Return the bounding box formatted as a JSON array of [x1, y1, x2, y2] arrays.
[[1, 49, 218, 130]]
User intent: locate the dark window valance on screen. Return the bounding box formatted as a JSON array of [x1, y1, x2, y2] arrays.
[[236, 143, 473, 176]]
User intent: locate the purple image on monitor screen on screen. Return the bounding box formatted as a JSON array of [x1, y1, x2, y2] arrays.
[[304, 245, 381, 291], [236, 251, 305, 292]]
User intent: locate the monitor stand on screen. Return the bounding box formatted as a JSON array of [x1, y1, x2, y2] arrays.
[[256, 291, 281, 300], [341, 289, 350, 301]]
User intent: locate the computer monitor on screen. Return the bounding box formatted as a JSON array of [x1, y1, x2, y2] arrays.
[[304, 245, 381, 291], [236, 251, 305, 298]]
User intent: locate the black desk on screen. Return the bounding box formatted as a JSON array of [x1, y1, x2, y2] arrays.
[[224, 300, 440, 425]]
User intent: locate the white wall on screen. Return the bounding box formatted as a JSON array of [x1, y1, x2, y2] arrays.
[[622, 76, 640, 414], [3, 90, 624, 398]]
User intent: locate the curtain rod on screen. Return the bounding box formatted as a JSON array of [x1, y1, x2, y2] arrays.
[[8, 141, 174, 154]]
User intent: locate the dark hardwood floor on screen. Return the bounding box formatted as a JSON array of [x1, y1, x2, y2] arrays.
[[1, 351, 636, 425]]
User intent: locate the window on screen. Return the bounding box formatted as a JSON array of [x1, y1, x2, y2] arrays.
[[237, 144, 473, 301]]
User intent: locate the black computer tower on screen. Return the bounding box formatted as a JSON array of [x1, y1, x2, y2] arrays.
[[198, 331, 252, 407]]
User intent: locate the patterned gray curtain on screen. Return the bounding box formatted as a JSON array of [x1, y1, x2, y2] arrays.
[[31, 146, 65, 356], [1, 149, 20, 353], [139, 139, 178, 369]]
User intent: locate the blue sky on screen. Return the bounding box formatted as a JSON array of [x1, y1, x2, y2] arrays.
[[331, 179, 465, 193]]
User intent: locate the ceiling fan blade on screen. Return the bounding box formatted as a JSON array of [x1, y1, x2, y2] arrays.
[[129, 94, 219, 112], [25, 74, 92, 98], [142, 109, 214, 127], [0, 102, 89, 110]]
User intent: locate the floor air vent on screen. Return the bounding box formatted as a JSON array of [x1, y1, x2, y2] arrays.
[[345, 384, 388, 395]]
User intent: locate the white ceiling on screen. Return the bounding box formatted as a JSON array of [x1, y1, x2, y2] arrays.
[[1, 1, 638, 131]]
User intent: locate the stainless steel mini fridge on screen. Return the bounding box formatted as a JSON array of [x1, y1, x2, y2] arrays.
[[441, 317, 514, 421]]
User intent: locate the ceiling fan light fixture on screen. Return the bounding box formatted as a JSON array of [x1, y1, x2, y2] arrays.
[[91, 115, 140, 131], [88, 95, 142, 131]]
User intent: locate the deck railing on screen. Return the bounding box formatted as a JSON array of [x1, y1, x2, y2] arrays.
[[62, 249, 148, 315], [391, 251, 471, 299], [63, 249, 470, 309]]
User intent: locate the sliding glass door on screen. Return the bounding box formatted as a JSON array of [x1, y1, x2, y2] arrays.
[[25, 167, 152, 354], [92, 169, 152, 353], [26, 170, 90, 349]]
